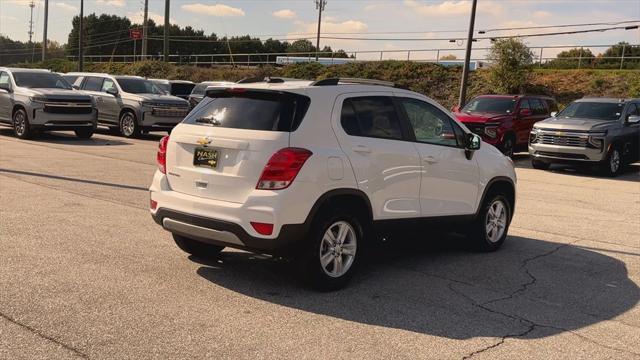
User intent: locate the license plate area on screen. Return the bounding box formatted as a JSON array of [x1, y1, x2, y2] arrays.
[[193, 147, 219, 168]]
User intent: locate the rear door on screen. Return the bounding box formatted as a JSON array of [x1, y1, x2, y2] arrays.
[[397, 96, 480, 216], [165, 89, 309, 204], [332, 94, 421, 219]]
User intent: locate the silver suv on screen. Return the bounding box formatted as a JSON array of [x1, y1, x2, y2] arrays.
[[64, 73, 190, 137], [529, 98, 640, 176], [0, 67, 97, 139]]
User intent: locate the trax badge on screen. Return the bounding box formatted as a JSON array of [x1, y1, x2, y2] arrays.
[[197, 137, 212, 146]]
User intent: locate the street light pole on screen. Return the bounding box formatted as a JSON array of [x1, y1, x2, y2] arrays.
[[164, 0, 170, 62], [142, 0, 148, 60], [315, 0, 327, 61], [42, 0, 48, 61], [78, 0, 84, 71], [458, 0, 477, 108]]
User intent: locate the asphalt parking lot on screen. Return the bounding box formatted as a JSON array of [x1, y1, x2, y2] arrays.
[[0, 129, 638, 359]]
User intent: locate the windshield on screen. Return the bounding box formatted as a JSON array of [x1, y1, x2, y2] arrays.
[[152, 82, 170, 94], [116, 78, 163, 94], [462, 97, 517, 114], [14, 72, 72, 89], [556, 102, 624, 121]]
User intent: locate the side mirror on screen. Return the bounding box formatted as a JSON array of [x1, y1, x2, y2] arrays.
[[464, 133, 481, 160], [519, 108, 532, 117], [627, 115, 640, 124], [550, 111, 557, 117], [0, 84, 12, 93], [106, 87, 119, 96]]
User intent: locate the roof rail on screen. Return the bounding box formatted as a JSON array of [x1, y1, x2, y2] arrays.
[[310, 78, 398, 88], [236, 76, 298, 84]]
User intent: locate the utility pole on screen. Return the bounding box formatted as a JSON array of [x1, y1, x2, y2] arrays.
[[164, 0, 170, 62], [28, 1, 35, 43], [314, 0, 327, 61], [78, 0, 84, 71], [458, 0, 477, 108], [42, 0, 48, 61], [142, 0, 149, 59]]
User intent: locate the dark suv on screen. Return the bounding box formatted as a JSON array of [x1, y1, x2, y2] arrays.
[[453, 95, 557, 156]]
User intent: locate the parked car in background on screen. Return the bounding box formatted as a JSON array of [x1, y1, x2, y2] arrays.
[[0, 67, 97, 139], [148, 79, 195, 100], [453, 95, 557, 156], [63, 73, 190, 137], [529, 98, 640, 176], [188, 81, 235, 109], [149, 78, 516, 290]]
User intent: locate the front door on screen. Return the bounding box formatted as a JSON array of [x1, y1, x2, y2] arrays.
[[98, 78, 121, 124], [332, 94, 422, 220], [397, 96, 480, 216]]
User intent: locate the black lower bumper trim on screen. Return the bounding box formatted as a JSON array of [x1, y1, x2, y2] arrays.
[[152, 208, 307, 255]]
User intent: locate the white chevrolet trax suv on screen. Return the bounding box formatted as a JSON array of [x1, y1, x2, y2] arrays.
[[149, 78, 517, 290]]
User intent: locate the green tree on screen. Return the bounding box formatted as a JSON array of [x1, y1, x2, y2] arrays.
[[599, 42, 640, 69], [487, 38, 534, 93], [547, 48, 595, 69]]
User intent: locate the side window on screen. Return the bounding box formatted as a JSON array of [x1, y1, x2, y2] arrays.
[[83, 77, 104, 92], [627, 104, 639, 116], [519, 99, 531, 110], [529, 99, 546, 115], [0, 72, 10, 89], [399, 98, 458, 147], [101, 79, 116, 93], [340, 96, 403, 140]]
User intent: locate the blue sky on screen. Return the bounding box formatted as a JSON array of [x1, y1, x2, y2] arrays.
[[1, 0, 639, 60]]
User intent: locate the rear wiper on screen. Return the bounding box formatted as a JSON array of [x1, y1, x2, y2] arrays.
[[195, 115, 221, 126]]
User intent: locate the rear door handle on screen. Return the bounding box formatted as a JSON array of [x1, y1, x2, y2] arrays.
[[352, 145, 372, 154], [423, 156, 438, 164]]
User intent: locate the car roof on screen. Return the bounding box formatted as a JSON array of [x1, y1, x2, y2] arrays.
[[65, 72, 112, 77], [575, 97, 639, 103], [474, 94, 554, 100], [0, 67, 52, 73]]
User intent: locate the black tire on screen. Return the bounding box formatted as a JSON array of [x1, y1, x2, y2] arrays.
[[600, 147, 623, 177], [12, 108, 32, 139], [467, 192, 512, 252], [74, 128, 94, 139], [172, 234, 224, 259], [500, 135, 515, 157], [531, 159, 550, 170], [297, 207, 366, 291], [119, 111, 140, 138]]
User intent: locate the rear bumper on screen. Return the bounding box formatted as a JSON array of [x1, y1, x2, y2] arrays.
[[151, 208, 305, 254]]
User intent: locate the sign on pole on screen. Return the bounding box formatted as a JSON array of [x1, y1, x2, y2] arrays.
[[129, 29, 143, 40]]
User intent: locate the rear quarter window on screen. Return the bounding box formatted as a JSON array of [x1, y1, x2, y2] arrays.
[[183, 90, 310, 132]]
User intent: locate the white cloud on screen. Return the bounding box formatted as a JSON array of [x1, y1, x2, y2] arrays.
[[181, 3, 245, 17], [272, 9, 296, 19], [127, 10, 175, 25], [54, 2, 77, 12], [404, 0, 503, 16], [289, 19, 369, 52], [96, 0, 126, 7]]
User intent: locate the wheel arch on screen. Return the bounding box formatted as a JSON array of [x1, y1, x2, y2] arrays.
[[304, 188, 374, 228], [119, 107, 139, 123], [478, 177, 516, 217]]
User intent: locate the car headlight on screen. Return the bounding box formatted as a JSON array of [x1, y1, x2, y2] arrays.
[[484, 126, 498, 138], [30, 96, 48, 103], [140, 101, 155, 107], [587, 131, 607, 149], [529, 129, 539, 143]]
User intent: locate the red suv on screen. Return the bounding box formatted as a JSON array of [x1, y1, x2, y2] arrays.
[[453, 95, 557, 156]]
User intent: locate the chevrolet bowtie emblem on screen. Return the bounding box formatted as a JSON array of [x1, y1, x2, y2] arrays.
[[197, 137, 212, 145]]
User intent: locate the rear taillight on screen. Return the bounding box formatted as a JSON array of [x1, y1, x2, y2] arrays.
[[256, 148, 312, 190], [157, 135, 169, 174]]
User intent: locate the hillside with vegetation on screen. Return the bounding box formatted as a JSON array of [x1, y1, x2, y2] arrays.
[[15, 58, 639, 108]]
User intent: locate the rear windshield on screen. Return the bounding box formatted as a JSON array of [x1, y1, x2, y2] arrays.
[[183, 90, 310, 132], [171, 83, 195, 96], [557, 102, 624, 121], [14, 72, 72, 89], [462, 97, 517, 114]]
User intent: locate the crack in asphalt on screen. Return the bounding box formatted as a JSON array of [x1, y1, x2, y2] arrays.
[[0, 311, 88, 358]]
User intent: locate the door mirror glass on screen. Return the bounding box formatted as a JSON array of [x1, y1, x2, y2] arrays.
[[627, 115, 640, 124], [465, 133, 481, 151], [105, 87, 118, 96], [550, 111, 557, 117], [0, 84, 11, 93], [519, 108, 532, 117]]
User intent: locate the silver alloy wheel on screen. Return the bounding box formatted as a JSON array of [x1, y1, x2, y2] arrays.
[[319, 221, 357, 278], [13, 111, 26, 136], [120, 113, 136, 136], [609, 149, 621, 173], [485, 199, 507, 243]]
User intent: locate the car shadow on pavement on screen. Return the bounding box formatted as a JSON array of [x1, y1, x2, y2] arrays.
[[194, 235, 639, 340], [0, 128, 132, 146]]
